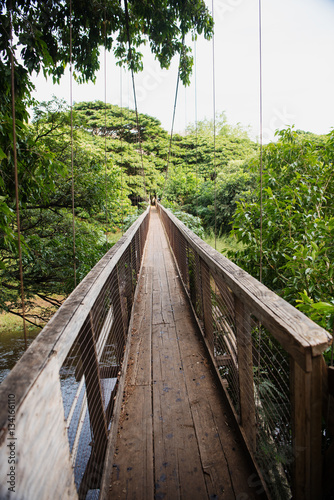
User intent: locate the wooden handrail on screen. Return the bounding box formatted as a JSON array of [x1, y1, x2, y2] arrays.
[[0, 206, 150, 500], [157, 204, 331, 370], [157, 202, 332, 500]]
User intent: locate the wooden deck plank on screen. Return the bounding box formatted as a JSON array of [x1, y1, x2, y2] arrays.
[[151, 218, 207, 498], [112, 384, 154, 500], [108, 208, 266, 500], [174, 306, 265, 499], [152, 321, 208, 499], [127, 262, 153, 387]]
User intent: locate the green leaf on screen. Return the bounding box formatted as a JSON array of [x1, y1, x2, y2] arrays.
[[310, 302, 334, 313], [0, 147, 7, 161]]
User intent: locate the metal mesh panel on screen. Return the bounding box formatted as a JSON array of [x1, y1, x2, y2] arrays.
[[59, 211, 149, 499], [250, 316, 292, 499], [186, 244, 203, 320], [210, 273, 240, 416]]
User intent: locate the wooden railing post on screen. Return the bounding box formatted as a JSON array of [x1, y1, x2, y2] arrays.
[[235, 296, 256, 451], [157, 204, 332, 498], [291, 355, 323, 500], [200, 258, 214, 352], [78, 312, 108, 464]]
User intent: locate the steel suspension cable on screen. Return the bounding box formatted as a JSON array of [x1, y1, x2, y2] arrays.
[[259, 0, 263, 284], [104, 12, 109, 251], [184, 84, 188, 193], [162, 64, 181, 200], [10, 6, 27, 350], [69, 0, 76, 287], [124, 0, 147, 204], [257, 0, 264, 379], [212, 0, 217, 251], [120, 67, 124, 234], [131, 70, 147, 204], [194, 37, 199, 218]]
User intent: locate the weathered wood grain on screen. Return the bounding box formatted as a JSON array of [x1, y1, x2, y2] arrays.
[[291, 356, 323, 500], [0, 356, 77, 499], [235, 297, 256, 452], [111, 384, 154, 500]]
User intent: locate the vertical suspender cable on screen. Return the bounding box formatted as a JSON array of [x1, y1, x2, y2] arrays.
[[162, 65, 181, 199], [184, 84, 187, 135], [130, 73, 147, 203], [212, 0, 217, 251], [124, 0, 147, 204], [259, 0, 263, 283], [120, 67, 124, 234], [184, 82, 187, 191], [69, 0, 76, 287], [10, 6, 27, 350], [258, 0, 264, 378], [104, 13, 109, 251], [194, 38, 199, 217]]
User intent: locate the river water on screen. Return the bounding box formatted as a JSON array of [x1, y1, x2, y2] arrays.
[[0, 328, 41, 384]]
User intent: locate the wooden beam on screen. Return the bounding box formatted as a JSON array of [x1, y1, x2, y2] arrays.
[[0, 356, 77, 499], [291, 356, 323, 500], [113, 266, 128, 343], [235, 296, 256, 452]]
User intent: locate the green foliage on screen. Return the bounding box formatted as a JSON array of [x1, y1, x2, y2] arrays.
[[0, 98, 139, 323], [1, 1, 212, 90], [0, 0, 213, 314], [162, 115, 257, 234], [185, 159, 256, 233], [231, 127, 334, 332], [176, 114, 257, 181], [74, 101, 169, 205], [163, 165, 199, 205], [203, 231, 244, 256], [296, 293, 334, 361], [162, 204, 204, 239], [122, 207, 147, 232]]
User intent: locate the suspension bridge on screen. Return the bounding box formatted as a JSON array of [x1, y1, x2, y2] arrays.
[[0, 203, 332, 500], [3, 1, 334, 498]]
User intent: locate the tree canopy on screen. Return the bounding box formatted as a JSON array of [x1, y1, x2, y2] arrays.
[[1, 0, 213, 95], [0, 0, 213, 324], [231, 127, 334, 337], [0, 0, 213, 247], [1, 97, 169, 324]]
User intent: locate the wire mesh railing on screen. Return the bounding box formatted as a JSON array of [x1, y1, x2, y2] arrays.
[[157, 202, 332, 500], [0, 207, 150, 500]]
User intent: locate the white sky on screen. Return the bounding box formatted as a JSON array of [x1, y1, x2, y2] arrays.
[[31, 0, 334, 142]]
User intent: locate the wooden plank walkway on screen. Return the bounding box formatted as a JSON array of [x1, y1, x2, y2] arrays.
[[108, 208, 266, 500]]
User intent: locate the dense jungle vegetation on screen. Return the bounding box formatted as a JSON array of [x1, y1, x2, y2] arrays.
[[0, 0, 213, 326], [0, 98, 255, 324], [1, 97, 334, 345], [1, 1, 333, 348]]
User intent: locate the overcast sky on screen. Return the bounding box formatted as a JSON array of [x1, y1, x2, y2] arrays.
[[31, 0, 334, 142]]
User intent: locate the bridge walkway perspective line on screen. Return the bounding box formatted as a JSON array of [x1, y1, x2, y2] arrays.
[[108, 208, 266, 500]]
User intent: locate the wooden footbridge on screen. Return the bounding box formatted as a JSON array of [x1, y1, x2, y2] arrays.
[[0, 205, 333, 500]]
